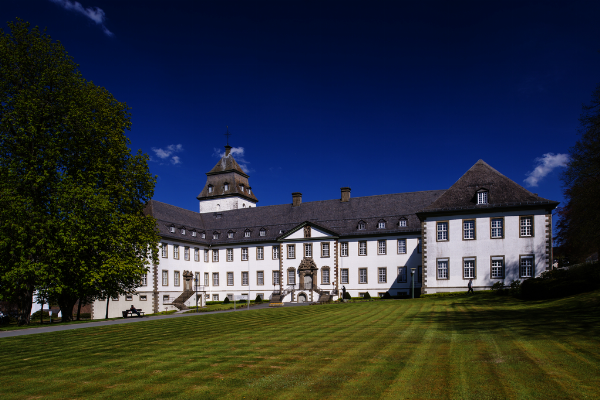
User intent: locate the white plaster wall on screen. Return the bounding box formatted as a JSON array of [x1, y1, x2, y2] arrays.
[[423, 209, 549, 293], [199, 196, 256, 213]]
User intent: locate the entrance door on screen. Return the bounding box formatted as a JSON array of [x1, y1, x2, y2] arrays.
[[184, 277, 192, 291], [304, 274, 312, 290], [298, 293, 307, 303]]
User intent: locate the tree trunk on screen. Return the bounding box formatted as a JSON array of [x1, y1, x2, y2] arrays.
[[16, 285, 33, 326], [76, 299, 82, 321], [40, 298, 44, 325], [58, 297, 78, 322], [105, 297, 110, 319]]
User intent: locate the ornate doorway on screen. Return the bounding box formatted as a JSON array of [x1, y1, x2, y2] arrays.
[[298, 257, 317, 292], [183, 271, 193, 291], [297, 293, 307, 303]]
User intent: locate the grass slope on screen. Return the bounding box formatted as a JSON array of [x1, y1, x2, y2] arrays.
[[1, 291, 599, 399]]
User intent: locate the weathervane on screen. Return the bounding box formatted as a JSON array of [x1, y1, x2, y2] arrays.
[[224, 126, 231, 146]]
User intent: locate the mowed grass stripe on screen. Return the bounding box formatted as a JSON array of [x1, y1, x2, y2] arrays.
[[1, 292, 599, 400]]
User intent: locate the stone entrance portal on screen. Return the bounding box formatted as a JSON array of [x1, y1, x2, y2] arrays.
[[298, 257, 318, 301], [297, 293, 307, 303], [183, 271, 193, 291]]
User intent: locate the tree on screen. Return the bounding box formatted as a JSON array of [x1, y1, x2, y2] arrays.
[[0, 19, 159, 324], [556, 83, 600, 262]]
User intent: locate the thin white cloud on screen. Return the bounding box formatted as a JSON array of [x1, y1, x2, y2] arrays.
[[213, 146, 252, 173], [151, 144, 183, 165], [49, 0, 114, 37], [524, 153, 569, 187]]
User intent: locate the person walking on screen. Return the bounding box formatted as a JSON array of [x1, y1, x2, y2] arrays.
[[467, 278, 474, 293]]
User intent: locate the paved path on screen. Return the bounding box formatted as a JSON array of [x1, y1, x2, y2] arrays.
[[0, 302, 310, 339]]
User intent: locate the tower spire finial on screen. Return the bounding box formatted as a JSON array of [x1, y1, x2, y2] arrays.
[[224, 126, 231, 146]]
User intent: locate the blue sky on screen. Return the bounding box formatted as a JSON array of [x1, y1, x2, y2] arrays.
[[4, 0, 600, 217]]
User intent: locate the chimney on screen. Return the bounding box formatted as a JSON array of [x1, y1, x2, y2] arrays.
[[292, 192, 302, 207], [341, 187, 351, 202], [225, 145, 232, 156]]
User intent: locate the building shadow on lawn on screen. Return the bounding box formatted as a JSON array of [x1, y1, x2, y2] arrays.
[[416, 291, 600, 339]]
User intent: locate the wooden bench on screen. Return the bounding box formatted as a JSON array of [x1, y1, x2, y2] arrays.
[[122, 309, 145, 318]]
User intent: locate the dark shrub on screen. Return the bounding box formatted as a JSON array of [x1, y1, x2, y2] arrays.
[[520, 261, 600, 300], [255, 295, 263, 303], [382, 291, 392, 299], [31, 310, 50, 319], [223, 297, 230, 304], [363, 292, 371, 300], [343, 291, 352, 300]]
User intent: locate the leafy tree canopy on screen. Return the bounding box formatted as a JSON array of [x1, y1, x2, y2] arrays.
[[0, 19, 159, 324]]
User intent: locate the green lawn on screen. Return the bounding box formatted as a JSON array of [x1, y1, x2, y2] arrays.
[[1, 291, 599, 400]]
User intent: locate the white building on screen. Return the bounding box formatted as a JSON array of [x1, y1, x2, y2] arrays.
[[91, 148, 558, 318]]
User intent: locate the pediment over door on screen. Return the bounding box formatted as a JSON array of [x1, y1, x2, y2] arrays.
[[278, 221, 339, 241]]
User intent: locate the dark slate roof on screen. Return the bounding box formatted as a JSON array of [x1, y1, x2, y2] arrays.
[[417, 160, 559, 215], [207, 150, 247, 177], [146, 189, 446, 245]]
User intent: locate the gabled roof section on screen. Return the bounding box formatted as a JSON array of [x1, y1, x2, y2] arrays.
[[207, 146, 248, 177], [418, 160, 559, 216], [278, 221, 340, 241]]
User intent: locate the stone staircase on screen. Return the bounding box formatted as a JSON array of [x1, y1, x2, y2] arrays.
[[171, 289, 195, 310]]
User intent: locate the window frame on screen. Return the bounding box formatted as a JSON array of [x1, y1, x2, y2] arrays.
[[436, 258, 449, 280], [162, 270, 168, 286], [244, 230, 251, 238], [161, 243, 168, 258], [287, 244, 296, 259], [358, 241, 367, 256], [287, 268, 296, 285], [212, 272, 219, 286], [340, 242, 348, 257], [462, 257, 476, 279], [194, 247, 199, 262], [141, 274, 147, 286], [399, 218, 407, 227], [227, 271, 234, 286], [397, 266, 407, 283], [378, 240, 386, 255], [490, 217, 504, 239], [397, 238, 407, 254], [242, 271, 249, 286], [304, 243, 312, 258], [436, 221, 449, 242], [321, 267, 330, 285], [462, 219, 476, 240], [358, 221, 366, 230], [359, 268, 368, 284], [204, 249, 209, 262], [490, 255, 505, 279], [341, 268, 349, 284], [272, 245, 279, 260], [257, 271, 264, 286], [259, 228, 266, 237], [378, 267, 387, 283], [378, 220, 386, 229], [520, 255, 535, 278], [520, 216, 534, 238], [256, 246, 264, 260], [272, 270, 280, 286], [174, 270, 180, 286], [173, 244, 179, 260], [204, 272, 209, 286], [226, 248, 233, 262], [212, 249, 219, 262], [321, 242, 330, 258], [477, 190, 488, 205], [241, 247, 248, 261]]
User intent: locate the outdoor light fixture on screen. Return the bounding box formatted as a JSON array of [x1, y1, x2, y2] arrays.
[[411, 268, 416, 299]]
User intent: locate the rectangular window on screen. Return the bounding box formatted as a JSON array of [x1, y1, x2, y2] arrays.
[[212, 294, 219, 301], [195, 272, 200, 284], [520, 255, 534, 278], [241, 248, 248, 261], [228, 232, 234, 239], [322, 269, 330, 284], [397, 266, 407, 283], [184, 246, 190, 261], [321, 243, 330, 257], [341, 268, 349, 284], [212, 272, 219, 286], [174, 271, 180, 286], [212, 249, 219, 262], [173, 245, 179, 259], [204, 249, 209, 262], [359, 241, 367, 256], [204, 272, 209, 286], [288, 270, 296, 285], [260, 229, 266, 237], [257, 246, 264, 260], [162, 270, 168, 286], [520, 216, 534, 237], [491, 256, 504, 279], [245, 230, 251, 238], [192, 231, 196, 237], [437, 222, 448, 241], [140, 295, 147, 301], [305, 243, 312, 258], [257, 271, 264, 286], [359, 268, 368, 284], [194, 248, 199, 262], [463, 258, 475, 279], [378, 267, 387, 283], [201, 232, 206, 239], [242, 271, 249, 286], [397, 239, 406, 254], [437, 259, 449, 279], [477, 191, 488, 204], [213, 233, 218, 239], [272, 246, 279, 259], [399, 219, 407, 227], [378, 240, 386, 255], [141, 274, 147, 286], [340, 242, 348, 257], [287, 244, 295, 259], [227, 248, 233, 262], [272, 271, 280, 285], [378, 221, 386, 229], [162, 295, 168, 302], [227, 272, 233, 286], [491, 218, 504, 238], [161, 243, 168, 258], [463, 220, 475, 240]]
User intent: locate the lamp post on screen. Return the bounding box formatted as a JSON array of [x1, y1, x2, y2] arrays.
[[194, 276, 198, 312], [411, 268, 416, 299]]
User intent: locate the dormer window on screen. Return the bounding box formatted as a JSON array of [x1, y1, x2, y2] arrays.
[[399, 218, 407, 227], [240, 184, 245, 192], [477, 190, 488, 204], [169, 226, 175, 233], [228, 231, 234, 239], [260, 228, 266, 237], [208, 185, 213, 193], [180, 228, 186, 235], [378, 220, 386, 229], [224, 183, 229, 191], [191, 231, 197, 237], [213, 232, 219, 240], [244, 229, 251, 238], [201, 232, 206, 239], [358, 221, 366, 230], [279, 230, 284, 234], [248, 187, 252, 194]]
